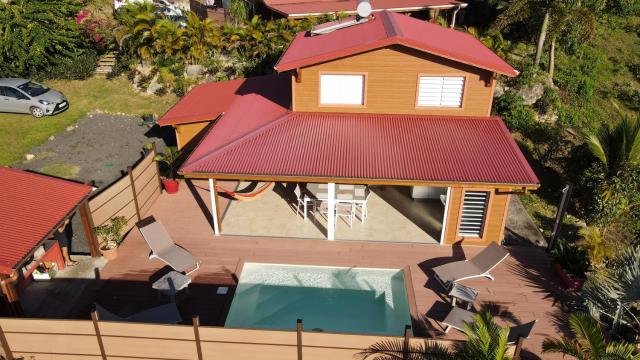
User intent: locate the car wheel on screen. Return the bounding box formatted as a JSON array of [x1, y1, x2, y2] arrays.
[[30, 106, 45, 118]]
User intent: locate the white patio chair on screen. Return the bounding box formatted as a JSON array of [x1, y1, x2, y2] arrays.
[[315, 201, 355, 228], [354, 185, 370, 221], [294, 184, 314, 219]]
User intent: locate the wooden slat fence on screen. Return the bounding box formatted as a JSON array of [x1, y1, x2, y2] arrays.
[[0, 316, 470, 360], [87, 144, 162, 235]]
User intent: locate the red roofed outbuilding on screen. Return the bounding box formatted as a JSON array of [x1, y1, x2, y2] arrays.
[[0, 167, 94, 315]]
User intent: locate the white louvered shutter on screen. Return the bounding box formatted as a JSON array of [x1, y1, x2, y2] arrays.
[[458, 191, 489, 237], [320, 74, 364, 105], [417, 76, 464, 107]]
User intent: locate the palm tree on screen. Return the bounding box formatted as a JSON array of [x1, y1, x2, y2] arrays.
[[358, 311, 512, 360], [585, 113, 640, 177], [542, 312, 640, 359], [182, 12, 220, 65], [152, 19, 185, 59], [493, 0, 596, 72], [114, 2, 158, 62], [581, 246, 640, 338]]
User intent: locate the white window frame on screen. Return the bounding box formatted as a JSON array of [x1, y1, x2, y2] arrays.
[[416, 75, 465, 108], [319, 73, 366, 106]]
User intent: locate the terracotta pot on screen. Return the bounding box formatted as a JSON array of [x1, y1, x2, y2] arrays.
[[553, 263, 585, 291], [100, 246, 118, 261], [162, 178, 180, 194]]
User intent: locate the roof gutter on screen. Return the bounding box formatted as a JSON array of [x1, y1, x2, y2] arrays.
[[178, 171, 540, 190]]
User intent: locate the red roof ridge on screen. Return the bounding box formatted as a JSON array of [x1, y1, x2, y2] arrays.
[[380, 10, 402, 38], [275, 11, 518, 77], [182, 111, 293, 172]]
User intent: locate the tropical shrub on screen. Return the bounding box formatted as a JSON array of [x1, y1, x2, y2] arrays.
[[542, 312, 639, 359], [0, 0, 94, 78], [55, 50, 99, 80], [535, 86, 560, 114], [581, 246, 640, 340], [551, 238, 590, 278], [492, 91, 537, 133], [358, 311, 512, 360]]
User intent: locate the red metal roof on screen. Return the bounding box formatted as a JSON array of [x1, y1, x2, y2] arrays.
[[157, 74, 291, 126], [0, 168, 92, 274], [180, 112, 539, 186], [265, 0, 466, 18], [275, 11, 518, 77]]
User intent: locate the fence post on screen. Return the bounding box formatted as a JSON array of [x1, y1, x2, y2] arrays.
[[152, 142, 163, 194], [403, 325, 411, 360], [128, 166, 142, 221], [296, 319, 303, 360], [91, 310, 108, 360], [0, 323, 14, 360], [79, 199, 100, 257], [193, 316, 204, 360], [513, 336, 525, 360]]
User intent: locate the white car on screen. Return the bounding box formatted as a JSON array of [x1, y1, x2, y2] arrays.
[[0, 79, 68, 118]]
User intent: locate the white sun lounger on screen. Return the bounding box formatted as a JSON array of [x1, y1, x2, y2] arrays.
[[442, 306, 536, 342], [433, 242, 510, 290], [137, 216, 200, 275]]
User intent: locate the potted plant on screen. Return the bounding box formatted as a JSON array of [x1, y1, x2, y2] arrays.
[[94, 216, 128, 261], [154, 146, 182, 194], [550, 239, 588, 291]]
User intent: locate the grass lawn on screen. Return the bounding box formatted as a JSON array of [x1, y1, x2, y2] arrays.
[[0, 77, 177, 166]]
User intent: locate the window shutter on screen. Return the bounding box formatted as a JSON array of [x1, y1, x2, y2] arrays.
[[417, 76, 464, 107], [458, 191, 489, 238], [320, 74, 364, 105]]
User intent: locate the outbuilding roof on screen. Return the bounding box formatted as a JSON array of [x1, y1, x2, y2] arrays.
[[180, 111, 539, 187], [157, 74, 291, 126], [265, 0, 466, 18], [275, 10, 518, 77], [0, 168, 92, 274]]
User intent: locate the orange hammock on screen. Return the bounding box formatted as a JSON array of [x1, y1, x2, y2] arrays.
[[216, 182, 274, 202]]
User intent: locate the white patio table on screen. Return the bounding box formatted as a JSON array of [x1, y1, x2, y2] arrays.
[[302, 184, 368, 223]]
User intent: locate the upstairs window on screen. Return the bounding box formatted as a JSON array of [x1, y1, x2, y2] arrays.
[[417, 76, 465, 108], [320, 74, 365, 106], [458, 190, 489, 238]]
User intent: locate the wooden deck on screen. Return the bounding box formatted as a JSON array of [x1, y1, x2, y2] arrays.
[[97, 180, 569, 359]]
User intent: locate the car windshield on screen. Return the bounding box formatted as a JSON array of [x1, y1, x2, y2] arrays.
[[17, 81, 49, 97]]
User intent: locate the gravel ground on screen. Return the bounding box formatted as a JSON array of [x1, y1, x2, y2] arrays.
[[14, 113, 175, 253]]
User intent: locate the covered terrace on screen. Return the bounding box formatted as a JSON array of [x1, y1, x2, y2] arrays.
[[94, 180, 568, 359]]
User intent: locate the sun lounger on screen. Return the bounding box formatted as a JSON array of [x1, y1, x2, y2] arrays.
[[432, 242, 510, 290], [94, 303, 182, 324], [137, 216, 200, 275], [442, 307, 537, 341]]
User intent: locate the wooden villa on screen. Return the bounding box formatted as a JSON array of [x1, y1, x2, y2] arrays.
[[158, 11, 539, 246]]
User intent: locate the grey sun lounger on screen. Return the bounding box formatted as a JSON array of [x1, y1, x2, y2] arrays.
[[442, 307, 537, 342], [94, 303, 182, 324], [137, 216, 200, 275], [433, 242, 510, 290]]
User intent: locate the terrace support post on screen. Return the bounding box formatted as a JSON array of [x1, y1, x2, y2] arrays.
[[79, 199, 100, 257], [208, 178, 220, 236], [0, 323, 14, 360], [327, 183, 335, 240], [193, 316, 204, 360], [403, 325, 411, 360], [296, 319, 303, 360], [91, 310, 107, 360]]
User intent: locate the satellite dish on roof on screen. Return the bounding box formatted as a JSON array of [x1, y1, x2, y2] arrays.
[[356, 0, 372, 18]]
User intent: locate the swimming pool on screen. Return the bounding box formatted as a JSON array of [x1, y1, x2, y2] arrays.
[[225, 263, 413, 336]]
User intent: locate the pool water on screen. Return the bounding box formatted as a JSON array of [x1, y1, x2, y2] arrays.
[[225, 263, 412, 336]]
